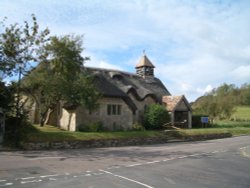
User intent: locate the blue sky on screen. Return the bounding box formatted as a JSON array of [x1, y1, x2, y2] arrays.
[[1, 0, 250, 102]]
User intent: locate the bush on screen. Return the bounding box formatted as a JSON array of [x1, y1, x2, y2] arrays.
[[143, 104, 170, 130], [4, 115, 34, 147], [132, 122, 145, 131], [78, 121, 104, 132]]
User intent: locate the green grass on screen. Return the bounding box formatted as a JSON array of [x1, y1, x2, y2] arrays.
[[231, 106, 250, 121], [179, 128, 250, 136], [23, 125, 163, 142], [22, 124, 250, 143]]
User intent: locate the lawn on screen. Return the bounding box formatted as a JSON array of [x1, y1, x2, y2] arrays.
[[23, 125, 163, 142], [231, 106, 250, 121], [22, 124, 250, 143]]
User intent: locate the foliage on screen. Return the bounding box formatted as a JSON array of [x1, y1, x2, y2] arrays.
[[193, 83, 239, 122], [22, 35, 100, 127], [0, 14, 50, 79], [132, 122, 145, 131], [143, 104, 170, 130], [0, 81, 14, 112], [78, 122, 104, 132]]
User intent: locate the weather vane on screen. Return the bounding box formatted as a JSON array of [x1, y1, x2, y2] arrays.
[[143, 50, 146, 55]]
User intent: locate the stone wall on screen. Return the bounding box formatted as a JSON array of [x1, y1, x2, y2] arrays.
[[75, 97, 134, 130], [20, 133, 232, 150]]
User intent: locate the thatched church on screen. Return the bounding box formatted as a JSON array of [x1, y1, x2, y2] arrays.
[[29, 55, 192, 131]]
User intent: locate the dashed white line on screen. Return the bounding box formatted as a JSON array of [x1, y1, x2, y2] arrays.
[[188, 153, 201, 157], [93, 172, 103, 176], [126, 163, 142, 167], [0, 180, 6, 182], [162, 157, 175, 162], [178, 155, 187, 159], [107, 166, 121, 169], [83, 174, 91, 177], [19, 177, 36, 180], [49, 178, 57, 181], [28, 157, 66, 160], [40, 174, 59, 178], [21, 179, 42, 184], [99, 169, 154, 188], [0, 182, 13, 186], [146, 160, 160, 164]]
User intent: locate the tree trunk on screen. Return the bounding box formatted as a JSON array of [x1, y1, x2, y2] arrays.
[[44, 108, 54, 125], [67, 113, 73, 131], [40, 109, 48, 127]]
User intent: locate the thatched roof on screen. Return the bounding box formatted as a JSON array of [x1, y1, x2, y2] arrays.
[[85, 67, 171, 113]]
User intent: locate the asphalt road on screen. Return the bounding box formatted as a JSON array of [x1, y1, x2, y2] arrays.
[[0, 136, 250, 188]]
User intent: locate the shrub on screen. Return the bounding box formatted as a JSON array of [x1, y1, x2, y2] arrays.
[[132, 122, 145, 131], [78, 121, 104, 132], [143, 104, 170, 130]]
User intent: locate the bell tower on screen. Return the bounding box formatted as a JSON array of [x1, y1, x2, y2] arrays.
[[135, 54, 155, 78]]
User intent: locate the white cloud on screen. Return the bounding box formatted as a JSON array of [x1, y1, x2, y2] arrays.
[[197, 85, 213, 95], [1, 0, 250, 102]]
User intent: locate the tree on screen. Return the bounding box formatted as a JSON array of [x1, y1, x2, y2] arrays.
[[22, 35, 100, 128], [143, 104, 170, 130], [192, 83, 237, 122], [0, 15, 50, 146], [0, 14, 50, 117]]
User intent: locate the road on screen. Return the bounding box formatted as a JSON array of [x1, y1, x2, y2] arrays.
[[0, 136, 250, 188]]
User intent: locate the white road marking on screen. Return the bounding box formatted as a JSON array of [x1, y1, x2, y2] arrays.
[[0, 180, 6, 182], [86, 171, 92, 173], [0, 182, 13, 186], [83, 174, 91, 176], [21, 179, 42, 184], [178, 156, 187, 159], [211, 150, 219, 153], [19, 177, 36, 180], [146, 160, 160, 164], [164, 177, 176, 184], [126, 163, 142, 167], [40, 174, 59, 178], [99, 169, 154, 188], [188, 153, 201, 157], [28, 157, 66, 160], [49, 178, 57, 181], [162, 157, 175, 162], [107, 166, 121, 169], [93, 172, 103, 176]]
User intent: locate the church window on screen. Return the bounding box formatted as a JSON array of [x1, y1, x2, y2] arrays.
[[107, 104, 122, 115]]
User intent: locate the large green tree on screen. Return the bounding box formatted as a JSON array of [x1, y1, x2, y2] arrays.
[[0, 14, 50, 118], [23, 35, 100, 128], [0, 15, 50, 146], [193, 83, 237, 122]]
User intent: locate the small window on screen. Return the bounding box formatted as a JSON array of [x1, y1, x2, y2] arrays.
[[107, 104, 122, 115], [107, 104, 112, 115], [117, 105, 121, 115]]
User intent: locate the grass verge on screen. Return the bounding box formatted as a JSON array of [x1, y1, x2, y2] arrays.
[[22, 125, 163, 142], [21, 124, 250, 143]]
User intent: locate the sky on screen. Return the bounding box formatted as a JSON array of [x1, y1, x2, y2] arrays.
[[1, 0, 250, 102]]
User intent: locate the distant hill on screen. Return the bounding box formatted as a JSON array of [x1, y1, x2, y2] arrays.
[[192, 83, 250, 120]]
